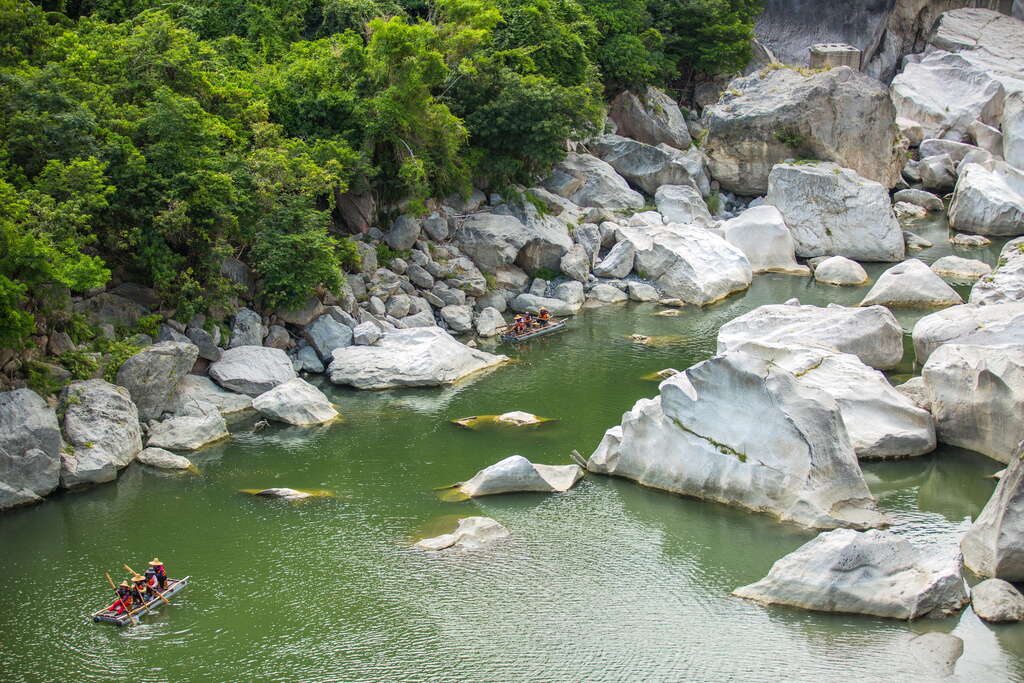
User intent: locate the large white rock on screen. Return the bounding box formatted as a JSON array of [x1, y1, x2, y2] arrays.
[[733, 528, 968, 619], [440, 305, 473, 334], [474, 307, 505, 338], [948, 163, 1024, 236], [559, 243, 590, 282], [893, 189, 943, 213], [704, 66, 901, 195], [717, 303, 904, 370], [608, 87, 692, 149], [859, 259, 963, 308], [890, 50, 1004, 142], [304, 315, 352, 362], [588, 134, 707, 195], [737, 343, 934, 459], [971, 237, 1024, 305], [654, 185, 713, 228], [136, 447, 193, 470], [722, 205, 807, 275], [971, 578, 1024, 623], [59, 380, 143, 488], [229, 307, 263, 348], [510, 293, 581, 317], [415, 516, 511, 551], [328, 327, 507, 390], [615, 224, 752, 306], [923, 342, 1024, 463], [173, 375, 252, 416], [147, 412, 229, 451], [1006, 91, 1024, 171], [588, 283, 628, 304], [116, 341, 199, 421], [813, 256, 868, 286], [0, 389, 62, 509], [928, 8, 1024, 95], [912, 303, 1024, 365], [766, 162, 904, 262], [930, 255, 992, 281], [593, 240, 635, 279], [961, 441, 1024, 580], [252, 378, 338, 426], [588, 350, 885, 529], [209, 346, 297, 397], [544, 153, 644, 210], [453, 211, 573, 274], [459, 455, 583, 497]]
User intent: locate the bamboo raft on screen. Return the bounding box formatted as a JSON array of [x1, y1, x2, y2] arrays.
[[499, 318, 568, 342], [91, 577, 190, 626]]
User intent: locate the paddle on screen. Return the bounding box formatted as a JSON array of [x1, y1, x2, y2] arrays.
[[123, 564, 171, 606], [105, 571, 138, 626]]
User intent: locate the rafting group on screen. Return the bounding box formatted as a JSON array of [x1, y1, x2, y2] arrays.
[[108, 559, 168, 614], [512, 308, 551, 334]]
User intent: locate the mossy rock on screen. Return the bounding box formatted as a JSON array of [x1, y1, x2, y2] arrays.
[[451, 411, 557, 430]]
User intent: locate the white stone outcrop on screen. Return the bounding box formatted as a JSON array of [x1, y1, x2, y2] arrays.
[[454, 211, 572, 274], [544, 153, 643, 210], [116, 341, 199, 421], [923, 343, 1024, 463], [173, 375, 252, 416], [972, 579, 1024, 623], [859, 259, 962, 308], [0, 389, 62, 509], [893, 189, 943, 213], [147, 412, 229, 451], [59, 380, 143, 488], [766, 162, 904, 262], [930, 256, 991, 281], [722, 205, 807, 275], [608, 87, 691, 149], [718, 303, 904, 370], [459, 455, 583, 498], [813, 256, 868, 286], [588, 134, 708, 196], [615, 224, 752, 306], [252, 378, 338, 426], [328, 327, 507, 390], [1006, 90, 1024, 171], [415, 516, 510, 551], [704, 66, 901, 195], [948, 163, 1024, 236], [928, 9, 1024, 95], [961, 441, 1024, 580], [912, 303, 1024, 365], [654, 185, 714, 228], [209, 346, 297, 397], [593, 241, 635, 279], [733, 528, 968, 620], [971, 237, 1024, 305], [136, 447, 193, 470], [588, 350, 885, 529], [474, 307, 505, 338]]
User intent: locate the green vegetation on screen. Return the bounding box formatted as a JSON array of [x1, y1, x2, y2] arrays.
[[0, 0, 762, 351]]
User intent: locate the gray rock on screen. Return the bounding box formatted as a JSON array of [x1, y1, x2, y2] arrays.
[[918, 154, 957, 193], [229, 308, 262, 348], [859, 259, 963, 308], [734, 528, 967, 619], [263, 325, 293, 350], [951, 233, 992, 248], [59, 380, 142, 488], [893, 201, 927, 220], [459, 455, 583, 497], [655, 185, 713, 228], [553, 281, 585, 306], [415, 516, 510, 551], [186, 325, 221, 362], [294, 346, 325, 374], [929, 8, 1024, 97], [421, 211, 449, 241], [1007, 90, 1024, 170], [903, 231, 932, 251], [440, 305, 473, 333], [910, 303, 1024, 364], [574, 223, 602, 267], [352, 322, 381, 346], [220, 257, 255, 299], [970, 120, 1004, 156], [972, 578, 1024, 622], [474, 307, 505, 338], [896, 376, 931, 412], [400, 310, 438, 328], [961, 440, 1024, 580], [252, 378, 338, 426], [627, 282, 659, 302], [559, 244, 591, 283], [919, 138, 983, 165], [385, 215, 421, 251], [931, 255, 992, 281], [718, 303, 903, 370], [383, 294, 410, 320], [970, 237, 1024, 305], [543, 153, 644, 210], [893, 189, 944, 213], [158, 324, 190, 345], [0, 389, 62, 509], [766, 162, 904, 262], [722, 205, 807, 275], [608, 87, 691, 149], [276, 296, 324, 327], [367, 296, 386, 317], [328, 327, 507, 389], [147, 412, 229, 451], [511, 293, 581, 317], [209, 346, 297, 397], [116, 342, 199, 421], [136, 447, 193, 470], [406, 263, 434, 289], [593, 241, 635, 279], [588, 134, 707, 195], [813, 256, 869, 286], [705, 66, 901, 195], [73, 292, 148, 328], [173, 375, 253, 415], [949, 163, 1024, 236], [588, 283, 628, 304]]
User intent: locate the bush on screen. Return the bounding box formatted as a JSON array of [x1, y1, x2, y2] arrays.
[[60, 350, 100, 380], [101, 340, 143, 384]]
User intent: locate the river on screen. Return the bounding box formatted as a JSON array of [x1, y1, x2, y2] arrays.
[[1, 215, 1022, 682]]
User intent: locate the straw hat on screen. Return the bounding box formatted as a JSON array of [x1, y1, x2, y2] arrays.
[[132, 575, 145, 582], [149, 558, 162, 566], [119, 581, 130, 587]]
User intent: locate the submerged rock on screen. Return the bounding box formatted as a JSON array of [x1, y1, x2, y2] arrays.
[[859, 259, 962, 308], [116, 341, 199, 421], [588, 350, 885, 529], [961, 441, 1024, 580], [717, 303, 903, 370], [733, 528, 968, 620], [415, 516, 510, 551], [903, 632, 964, 680], [0, 389, 63, 509], [59, 380, 143, 489], [971, 237, 1024, 306], [459, 455, 583, 497], [250, 487, 314, 501], [136, 447, 193, 471], [328, 327, 507, 390], [452, 412, 554, 429], [766, 162, 904, 262], [972, 578, 1024, 623], [252, 378, 338, 426], [209, 346, 297, 397]]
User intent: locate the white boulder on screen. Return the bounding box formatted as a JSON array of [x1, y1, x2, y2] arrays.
[[474, 307, 505, 338], [328, 327, 507, 390], [587, 284, 627, 304], [717, 303, 904, 370], [893, 189, 943, 213], [813, 256, 868, 286], [173, 375, 252, 416], [912, 302, 1024, 365], [971, 578, 1024, 623], [766, 162, 904, 262], [544, 153, 643, 210], [209, 346, 297, 397], [252, 378, 338, 426], [59, 380, 143, 488], [352, 321, 382, 346], [147, 412, 229, 451], [588, 134, 707, 195], [949, 163, 1024, 236], [136, 447, 193, 470], [459, 455, 583, 497], [608, 87, 691, 149], [593, 240, 635, 279], [930, 256, 992, 281], [1006, 90, 1024, 171], [627, 282, 659, 302], [654, 185, 713, 228], [0, 389, 62, 509], [960, 441, 1024, 580], [510, 293, 581, 317], [859, 259, 962, 308], [733, 528, 968, 619], [440, 305, 473, 334], [971, 237, 1024, 305], [415, 516, 510, 551], [722, 205, 807, 275], [116, 341, 199, 421]]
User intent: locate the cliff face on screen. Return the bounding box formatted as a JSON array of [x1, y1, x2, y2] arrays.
[[754, 0, 1015, 82]]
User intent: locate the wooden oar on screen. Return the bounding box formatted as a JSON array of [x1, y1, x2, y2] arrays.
[[123, 564, 171, 606], [105, 571, 138, 626]]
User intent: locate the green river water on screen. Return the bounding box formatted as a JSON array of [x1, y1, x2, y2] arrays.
[[2, 216, 1022, 682]]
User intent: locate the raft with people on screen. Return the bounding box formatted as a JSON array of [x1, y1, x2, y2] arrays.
[[499, 308, 568, 342], [91, 558, 189, 626]]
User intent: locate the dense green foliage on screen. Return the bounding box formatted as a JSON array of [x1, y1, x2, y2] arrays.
[[1, 0, 760, 350]]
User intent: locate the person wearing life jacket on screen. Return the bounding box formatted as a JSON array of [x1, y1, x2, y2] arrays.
[[538, 307, 550, 327], [513, 315, 526, 335], [149, 558, 167, 590], [110, 581, 132, 614], [130, 575, 149, 606], [144, 565, 159, 593]]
